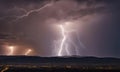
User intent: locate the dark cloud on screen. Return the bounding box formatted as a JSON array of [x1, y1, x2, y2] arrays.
[[0, 0, 110, 21]]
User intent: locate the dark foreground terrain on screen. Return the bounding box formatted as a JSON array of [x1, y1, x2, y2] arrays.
[[0, 56, 120, 72]]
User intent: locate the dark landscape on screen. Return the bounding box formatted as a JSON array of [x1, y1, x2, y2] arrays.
[[0, 56, 120, 72]]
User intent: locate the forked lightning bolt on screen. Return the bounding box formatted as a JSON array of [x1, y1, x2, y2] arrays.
[[57, 22, 86, 56], [58, 25, 66, 56]]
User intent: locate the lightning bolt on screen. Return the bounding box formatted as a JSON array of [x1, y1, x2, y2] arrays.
[[76, 32, 86, 49], [65, 43, 71, 55], [8, 46, 14, 55], [24, 49, 32, 55], [58, 25, 67, 56], [56, 21, 86, 56], [15, 1, 54, 21], [68, 38, 80, 55]]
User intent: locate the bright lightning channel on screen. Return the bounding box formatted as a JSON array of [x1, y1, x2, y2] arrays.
[[8, 46, 15, 55], [58, 25, 67, 56]]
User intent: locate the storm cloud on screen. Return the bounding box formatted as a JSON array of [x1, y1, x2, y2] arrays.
[[0, 0, 119, 57]]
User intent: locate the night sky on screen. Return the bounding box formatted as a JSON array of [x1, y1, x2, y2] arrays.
[[0, 0, 120, 57]]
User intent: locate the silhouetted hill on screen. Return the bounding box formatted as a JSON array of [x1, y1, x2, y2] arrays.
[[1, 55, 120, 72], [0, 55, 120, 65]]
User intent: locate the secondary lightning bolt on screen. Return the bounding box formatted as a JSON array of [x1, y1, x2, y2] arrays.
[[65, 43, 71, 55], [15, 1, 53, 21], [8, 46, 15, 55], [24, 49, 32, 55]]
